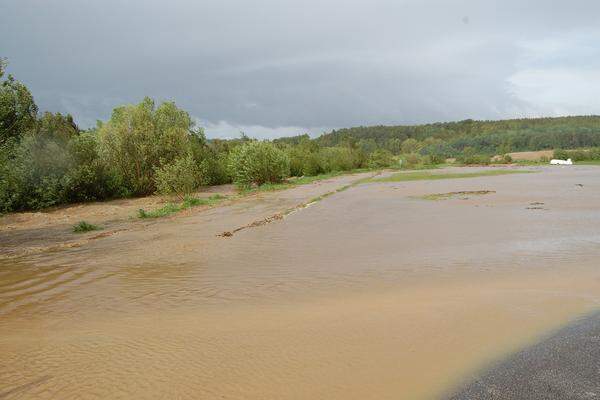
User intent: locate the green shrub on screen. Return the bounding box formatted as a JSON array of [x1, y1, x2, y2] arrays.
[[3, 134, 73, 210], [317, 147, 362, 172], [553, 149, 568, 160], [154, 154, 201, 200], [198, 151, 231, 185], [401, 138, 421, 154], [228, 141, 290, 187], [72, 220, 100, 233], [422, 153, 445, 165], [459, 147, 490, 165], [403, 153, 422, 168], [367, 149, 394, 168], [63, 131, 125, 202]]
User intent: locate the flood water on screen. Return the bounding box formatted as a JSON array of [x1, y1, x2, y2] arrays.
[[1, 166, 600, 399]]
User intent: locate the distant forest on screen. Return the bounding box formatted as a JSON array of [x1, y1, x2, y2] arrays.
[[276, 116, 600, 157]]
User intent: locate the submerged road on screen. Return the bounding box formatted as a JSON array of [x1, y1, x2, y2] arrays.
[[447, 311, 600, 399]]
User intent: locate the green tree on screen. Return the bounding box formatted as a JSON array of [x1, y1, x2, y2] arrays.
[[0, 59, 38, 144], [32, 111, 79, 140], [401, 138, 421, 154], [98, 97, 194, 195]]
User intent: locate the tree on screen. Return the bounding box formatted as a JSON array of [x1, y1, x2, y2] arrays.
[[98, 97, 194, 195], [33, 112, 79, 140], [0, 59, 38, 144], [401, 138, 421, 154]]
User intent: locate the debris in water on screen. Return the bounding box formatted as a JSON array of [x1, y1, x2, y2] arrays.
[[418, 190, 495, 201]]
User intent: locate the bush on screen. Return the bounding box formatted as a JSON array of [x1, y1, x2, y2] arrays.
[[154, 154, 201, 200], [367, 149, 394, 168], [403, 153, 422, 168], [317, 147, 362, 172], [199, 151, 230, 185], [553, 149, 568, 160], [63, 131, 125, 202], [228, 141, 290, 187], [73, 220, 100, 233], [422, 153, 445, 165], [459, 147, 490, 165], [2, 134, 73, 210], [401, 138, 421, 154]]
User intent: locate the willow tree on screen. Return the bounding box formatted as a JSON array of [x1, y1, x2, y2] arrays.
[[98, 97, 194, 195]]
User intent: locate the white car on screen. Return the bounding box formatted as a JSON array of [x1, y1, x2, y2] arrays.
[[550, 158, 573, 165]]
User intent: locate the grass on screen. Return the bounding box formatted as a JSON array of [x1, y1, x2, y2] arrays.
[[363, 169, 533, 184], [137, 194, 227, 219], [577, 160, 600, 165], [72, 220, 101, 233], [241, 170, 370, 194], [418, 190, 496, 201]]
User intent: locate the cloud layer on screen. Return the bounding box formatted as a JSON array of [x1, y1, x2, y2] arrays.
[[2, 0, 599, 138]]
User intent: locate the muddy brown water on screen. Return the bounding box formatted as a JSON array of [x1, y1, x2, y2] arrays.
[[1, 166, 600, 399]]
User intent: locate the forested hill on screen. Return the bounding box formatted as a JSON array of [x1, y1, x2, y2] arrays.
[[303, 116, 600, 155]]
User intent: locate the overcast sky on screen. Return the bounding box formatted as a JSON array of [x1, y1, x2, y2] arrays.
[[1, 0, 599, 139]]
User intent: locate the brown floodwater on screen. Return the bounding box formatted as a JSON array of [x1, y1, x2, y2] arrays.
[[1, 166, 600, 399]]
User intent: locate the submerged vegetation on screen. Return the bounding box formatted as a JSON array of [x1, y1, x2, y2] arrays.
[[418, 190, 496, 201], [1, 57, 599, 213], [137, 194, 227, 219], [72, 220, 101, 233], [364, 169, 532, 184]]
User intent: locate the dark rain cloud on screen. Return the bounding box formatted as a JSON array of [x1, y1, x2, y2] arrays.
[[2, 0, 600, 138]]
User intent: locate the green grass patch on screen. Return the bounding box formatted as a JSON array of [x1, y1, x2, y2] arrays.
[[240, 170, 371, 194], [363, 169, 533, 184], [577, 160, 600, 165], [72, 220, 101, 233], [137, 194, 227, 219]]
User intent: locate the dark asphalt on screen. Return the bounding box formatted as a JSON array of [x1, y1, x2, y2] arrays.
[[446, 311, 600, 400]]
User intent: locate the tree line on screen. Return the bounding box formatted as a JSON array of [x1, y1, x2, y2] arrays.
[[2, 58, 600, 212]]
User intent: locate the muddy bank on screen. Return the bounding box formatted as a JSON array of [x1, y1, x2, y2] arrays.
[[1, 165, 599, 399], [0, 173, 375, 259]]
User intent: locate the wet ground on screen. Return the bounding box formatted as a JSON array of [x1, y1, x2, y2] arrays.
[[1, 166, 599, 399], [447, 311, 600, 399]]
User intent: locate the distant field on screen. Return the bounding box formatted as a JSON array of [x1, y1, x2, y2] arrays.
[[507, 150, 554, 161], [365, 169, 532, 184]]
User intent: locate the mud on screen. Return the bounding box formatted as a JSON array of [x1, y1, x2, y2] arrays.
[[1, 166, 600, 399]]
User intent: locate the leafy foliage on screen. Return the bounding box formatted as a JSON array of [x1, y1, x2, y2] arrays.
[[154, 154, 200, 199], [0, 59, 38, 144], [73, 220, 101, 233], [228, 141, 290, 187], [98, 97, 194, 195]]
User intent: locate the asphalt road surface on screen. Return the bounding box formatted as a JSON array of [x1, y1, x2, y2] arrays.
[[447, 311, 600, 399]]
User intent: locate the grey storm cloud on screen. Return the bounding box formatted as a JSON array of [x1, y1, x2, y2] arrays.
[[2, 0, 600, 138]]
